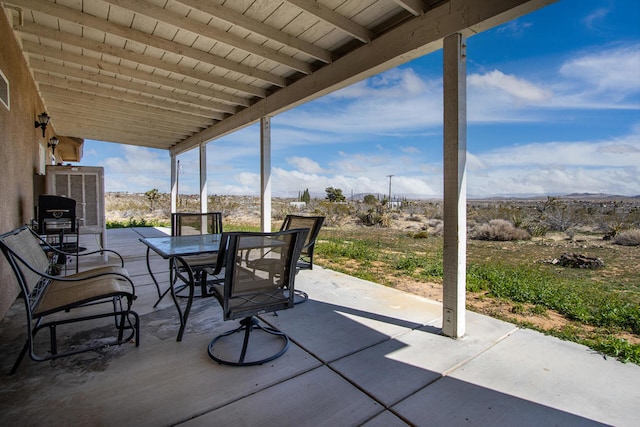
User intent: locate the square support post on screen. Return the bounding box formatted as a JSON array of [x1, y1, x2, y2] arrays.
[[442, 33, 467, 338], [260, 117, 272, 232], [170, 153, 177, 214], [199, 143, 207, 215]]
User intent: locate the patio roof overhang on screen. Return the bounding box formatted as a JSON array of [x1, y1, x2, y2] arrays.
[[3, 0, 558, 339], [3, 0, 555, 156]]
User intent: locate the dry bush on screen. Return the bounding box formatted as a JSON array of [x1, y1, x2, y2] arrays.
[[614, 229, 640, 246], [315, 201, 352, 227], [406, 214, 422, 222], [423, 219, 443, 236], [470, 219, 531, 241]]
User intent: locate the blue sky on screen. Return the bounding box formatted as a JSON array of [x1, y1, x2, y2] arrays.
[[79, 0, 640, 198]]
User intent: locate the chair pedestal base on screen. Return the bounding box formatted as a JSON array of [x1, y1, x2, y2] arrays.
[[293, 289, 308, 304], [207, 316, 289, 367]]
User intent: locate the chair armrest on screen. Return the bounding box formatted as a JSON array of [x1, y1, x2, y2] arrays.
[[29, 227, 125, 267]]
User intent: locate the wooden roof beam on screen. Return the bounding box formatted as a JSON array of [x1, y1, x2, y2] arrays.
[[32, 62, 240, 115], [102, 0, 314, 74], [285, 0, 375, 43], [11, 0, 287, 86], [18, 25, 268, 98], [22, 41, 253, 106], [175, 0, 335, 63], [392, 0, 426, 16]]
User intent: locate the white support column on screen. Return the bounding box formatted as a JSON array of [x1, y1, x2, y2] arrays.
[[170, 152, 178, 214], [199, 143, 207, 214], [442, 33, 467, 338], [260, 117, 272, 232]]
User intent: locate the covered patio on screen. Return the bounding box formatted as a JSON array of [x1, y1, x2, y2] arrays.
[[0, 227, 638, 426], [1, 0, 565, 338], [2, 1, 639, 425]]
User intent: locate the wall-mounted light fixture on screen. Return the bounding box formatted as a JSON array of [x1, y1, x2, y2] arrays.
[[34, 112, 50, 137], [48, 136, 59, 156]]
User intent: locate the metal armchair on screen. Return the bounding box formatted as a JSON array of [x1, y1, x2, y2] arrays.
[[206, 229, 307, 366], [0, 226, 139, 375], [280, 215, 325, 270], [279, 215, 325, 303]]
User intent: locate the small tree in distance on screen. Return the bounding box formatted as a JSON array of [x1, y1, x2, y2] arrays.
[[363, 194, 378, 205], [300, 188, 311, 204], [325, 187, 346, 202], [145, 188, 160, 211]]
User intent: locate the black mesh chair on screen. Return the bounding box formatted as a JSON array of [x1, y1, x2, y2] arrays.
[[280, 215, 324, 270], [279, 215, 324, 303], [154, 212, 223, 306], [206, 229, 307, 366], [171, 212, 223, 236]]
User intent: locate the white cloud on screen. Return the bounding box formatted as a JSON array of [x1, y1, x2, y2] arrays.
[[102, 145, 169, 192], [477, 134, 640, 168], [286, 156, 326, 173], [496, 20, 533, 37], [401, 146, 420, 154], [468, 69, 552, 103], [583, 8, 609, 29], [466, 130, 640, 196], [279, 68, 442, 135], [559, 44, 640, 99]]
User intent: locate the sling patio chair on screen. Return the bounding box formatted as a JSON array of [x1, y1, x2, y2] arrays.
[[280, 215, 325, 270], [0, 225, 139, 375], [279, 214, 325, 303], [154, 212, 223, 306], [205, 229, 307, 366]]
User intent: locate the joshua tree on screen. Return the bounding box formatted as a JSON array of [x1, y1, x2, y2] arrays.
[[145, 188, 160, 211]]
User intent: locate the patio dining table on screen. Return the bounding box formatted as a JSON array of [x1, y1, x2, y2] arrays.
[[140, 234, 222, 341]]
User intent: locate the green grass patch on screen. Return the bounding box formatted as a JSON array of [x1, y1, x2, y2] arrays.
[[467, 263, 640, 334], [316, 238, 379, 262], [224, 224, 261, 232], [393, 253, 443, 280], [300, 227, 640, 364], [106, 218, 169, 228]]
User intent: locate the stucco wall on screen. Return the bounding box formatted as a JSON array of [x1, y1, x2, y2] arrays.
[[0, 10, 52, 320]]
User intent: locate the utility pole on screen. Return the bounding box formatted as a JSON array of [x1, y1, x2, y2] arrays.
[[386, 174, 393, 208]]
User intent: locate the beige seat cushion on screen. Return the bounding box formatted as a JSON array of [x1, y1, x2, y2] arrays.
[[65, 266, 129, 280], [34, 276, 134, 317]]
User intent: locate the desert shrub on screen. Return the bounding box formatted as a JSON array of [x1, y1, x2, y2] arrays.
[[537, 197, 579, 231], [614, 229, 640, 246], [423, 219, 443, 236], [363, 194, 378, 205], [470, 219, 531, 241], [422, 202, 442, 219], [315, 201, 352, 227], [359, 211, 392, 227], [359, 210, 384, 226], [526, 223, 549, 237]]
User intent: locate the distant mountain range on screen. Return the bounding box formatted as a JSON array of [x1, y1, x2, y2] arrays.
[[343, 192, 640, 201]]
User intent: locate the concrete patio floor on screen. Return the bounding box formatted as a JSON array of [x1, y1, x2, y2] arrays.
[[0, 227, 638, 426]]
